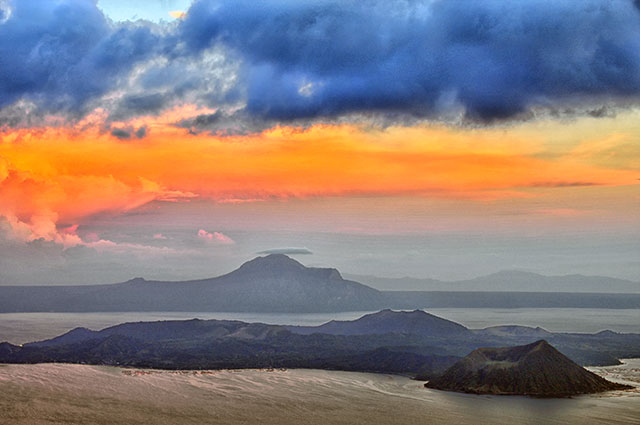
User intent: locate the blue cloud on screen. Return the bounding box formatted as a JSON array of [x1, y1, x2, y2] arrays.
[[1, 0, 640, 125], [179, 0, 640, 122], [0, 0, 162, 117]]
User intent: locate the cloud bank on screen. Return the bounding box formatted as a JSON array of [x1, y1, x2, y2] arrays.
[[257, 248, 313, 256], [1, 0, 640, 127]]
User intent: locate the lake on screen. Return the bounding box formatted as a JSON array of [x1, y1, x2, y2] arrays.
[[1, 308, 639, 344], [1, 360, 639, 425], [2, 308, 639, 424]]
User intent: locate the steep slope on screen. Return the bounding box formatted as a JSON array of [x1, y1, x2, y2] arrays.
[[425, 340, 631, 396], [198, 254, 384, 311]]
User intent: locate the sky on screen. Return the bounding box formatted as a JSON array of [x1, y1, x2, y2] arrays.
[[0, 0, 638, 285]]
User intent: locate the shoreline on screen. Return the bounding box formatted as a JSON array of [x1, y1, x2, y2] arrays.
[[3, 358, 639, 382]]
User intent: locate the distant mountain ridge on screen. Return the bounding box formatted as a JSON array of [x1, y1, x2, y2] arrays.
[[425, 340, 631, 396], [1, 310, 639, 386], [288, 309, 470, 337], [346, 270, 640, 293], [1, 310, 473, 377], [1, 254, 639, 313], [0, 255, 384, 313]]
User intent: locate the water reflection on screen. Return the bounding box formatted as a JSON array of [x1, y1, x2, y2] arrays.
[[0, 362, 638, 425]]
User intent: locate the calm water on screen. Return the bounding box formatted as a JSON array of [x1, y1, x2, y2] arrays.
[[1, 308, 639, 344], [1, 311, 639, 424], [0, 360, 639, 425]]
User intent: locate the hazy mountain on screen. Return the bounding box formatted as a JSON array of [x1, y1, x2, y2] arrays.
[[1, 255, 639, 313], [346, 270, 640, 293], [472, 326, 552, 339], [425, 340, 631, 396], [383, 291, 640, 309], [0, 255, 384, 313], [343, 274, 443, 291], [288, 309, 470, 337], [25, 319, 286, 349]]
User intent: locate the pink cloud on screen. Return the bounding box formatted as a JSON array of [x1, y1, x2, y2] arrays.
[[84, 232, 100, 242], [61, 224, 79, 234], [197, 229, 235, 244], [153, 233, 168, 240]]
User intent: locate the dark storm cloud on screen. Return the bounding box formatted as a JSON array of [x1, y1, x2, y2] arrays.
[[110, 93, 172, 120], [586, 106, 616, 119], [0, 0, 164, 119], [2, 0, 640, 126], [175, 110, 279, 135], [135, 126, 147, 138], [110, 128, 131, 139], [179, 0, 640, 122], [110, 126, 147, 140]]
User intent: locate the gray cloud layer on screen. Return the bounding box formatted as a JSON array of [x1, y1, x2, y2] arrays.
[[180, 0, 640, 122], [257, 248, 313, 256], [1, 0, 640, 128]]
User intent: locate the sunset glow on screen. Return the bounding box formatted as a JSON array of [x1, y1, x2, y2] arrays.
[[1, 114, 637, 245], [0, 0, 638, 284]]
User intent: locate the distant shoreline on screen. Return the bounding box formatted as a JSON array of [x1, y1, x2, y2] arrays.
[[2, 308, 640, 345], [1, 290, 639, 312]]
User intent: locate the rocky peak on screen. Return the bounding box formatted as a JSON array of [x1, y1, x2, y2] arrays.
[[236, 254, 306, 274], [426, 340, 631, 396]]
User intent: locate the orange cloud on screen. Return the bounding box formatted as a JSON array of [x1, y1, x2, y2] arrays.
[[536, 208, 589, 217], [0, 117, 637, 244], [169, 10, 186, 19]]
